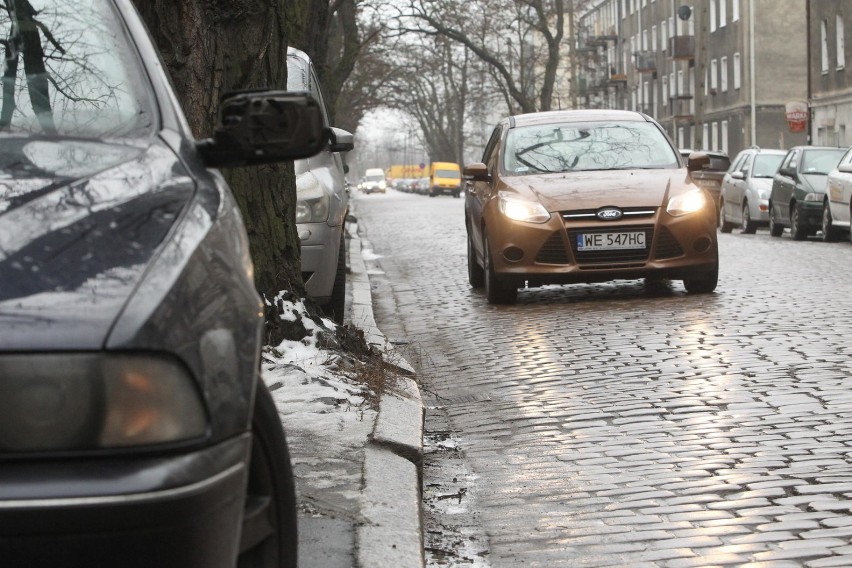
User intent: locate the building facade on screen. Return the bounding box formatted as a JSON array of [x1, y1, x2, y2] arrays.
[[809, 1, 852, 147], [576, 0, 809, 157]]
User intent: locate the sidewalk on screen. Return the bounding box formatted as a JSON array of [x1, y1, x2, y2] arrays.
[[264, 208, 425, 567]]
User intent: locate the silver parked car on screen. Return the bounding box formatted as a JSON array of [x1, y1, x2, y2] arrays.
[[719, 147, 786, 233], [823, 146, 852, 242], [288, 48, 354, 323]]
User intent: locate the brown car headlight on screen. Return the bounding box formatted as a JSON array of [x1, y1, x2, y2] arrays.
[[498, 193, 551, 223], [0, 354, 207, 452], [666, 189, 707, 217]]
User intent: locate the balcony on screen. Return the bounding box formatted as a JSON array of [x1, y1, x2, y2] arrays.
[[634, 51, 657, 73], [668, 35, 695, 60], [609, 73, 628, 86], [669, 98, 694, 120]]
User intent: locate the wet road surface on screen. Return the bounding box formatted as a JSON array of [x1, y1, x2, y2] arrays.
[[354, 189, 852, 567]]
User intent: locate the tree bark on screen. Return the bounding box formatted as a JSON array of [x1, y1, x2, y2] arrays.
[[132, 0, 307, 344]]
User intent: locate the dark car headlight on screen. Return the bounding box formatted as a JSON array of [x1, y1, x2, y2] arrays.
[[0, 354, 207, 452], [804, 192, 824, 202]]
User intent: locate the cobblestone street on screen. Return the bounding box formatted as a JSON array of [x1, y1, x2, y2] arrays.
[[355, 189, 852, 567]]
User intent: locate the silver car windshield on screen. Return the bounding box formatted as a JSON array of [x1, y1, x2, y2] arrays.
[[503, 121, 679, 175], [0, 0, 154, 139], [752, 154, 785, 178]]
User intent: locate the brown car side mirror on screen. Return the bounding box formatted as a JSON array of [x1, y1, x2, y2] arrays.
[[464, 162, 491, 182]]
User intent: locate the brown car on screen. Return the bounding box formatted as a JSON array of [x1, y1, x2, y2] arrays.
[[464, 109, 719, 304]]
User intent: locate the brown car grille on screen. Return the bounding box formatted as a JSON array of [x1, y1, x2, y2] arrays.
[[561, 206, 658, 221], [567, 224, 653, 265], [654, 226, 684, 259], [535, 232, 571, 264]]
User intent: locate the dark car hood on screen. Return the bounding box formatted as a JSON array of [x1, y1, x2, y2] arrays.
[[0, 138, 195, 350], [501, 168, 691, 211]]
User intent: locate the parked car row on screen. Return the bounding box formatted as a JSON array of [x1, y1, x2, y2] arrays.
[[392, 177, 431, 194], [719, 145, 852, 243]]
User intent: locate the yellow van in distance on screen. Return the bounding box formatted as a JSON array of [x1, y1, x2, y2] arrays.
[[429, 162, 462, 198]]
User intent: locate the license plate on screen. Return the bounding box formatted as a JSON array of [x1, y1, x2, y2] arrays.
[[577, 231, 646, 251]]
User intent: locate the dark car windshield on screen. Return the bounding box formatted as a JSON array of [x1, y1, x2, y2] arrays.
[[0, 0, 154, 139], [504, 121, 679, 175], [801, 149, 845, 175], [366, 174, 384, 182], [752, 154, 785, 178], [434, 169, 460, 179]]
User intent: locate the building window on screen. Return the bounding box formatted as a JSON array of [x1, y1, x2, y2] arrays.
[[822, 20, 830, 74], [837, 15, 846, 69], [733, 0, 740, 21], [663, 75, 669, 106], [669, 16, 674, 38], [642, 29, 648, 50], [661, 20, 667, 46], [652, 25, 657, 51], [721, 120, 729, 154], [721, 56, 728, 92], [677, 69, 684, 94], [720, 0, 727, 28], [712, 122, 719, 151], [710, 0, 717, 33], [678, 126, 685, 148], [711, 59, 718, 90], [733, 52, 742, 89], [703, 123, 709, 149]]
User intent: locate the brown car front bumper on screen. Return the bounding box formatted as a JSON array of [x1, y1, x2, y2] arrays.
[[485, 205, 718, 287]]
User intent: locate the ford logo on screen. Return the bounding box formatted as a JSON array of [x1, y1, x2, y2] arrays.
[[596, 207, 623, 221]]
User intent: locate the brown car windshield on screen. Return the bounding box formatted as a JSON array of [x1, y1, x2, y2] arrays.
[[0, 0, 155, 139], [504, 121, 679, 175]]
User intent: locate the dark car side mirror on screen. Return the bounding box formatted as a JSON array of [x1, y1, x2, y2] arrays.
[[686, 152, 711, 172], [198, 91, 328, 168], [464, 162, 491, 182], [779, 166, 796, 178]]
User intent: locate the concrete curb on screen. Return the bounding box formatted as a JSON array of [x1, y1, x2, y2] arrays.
[[347, 213, 425, 568]]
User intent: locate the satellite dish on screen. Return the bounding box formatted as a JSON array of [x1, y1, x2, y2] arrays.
[[677, 5, 692, 20]]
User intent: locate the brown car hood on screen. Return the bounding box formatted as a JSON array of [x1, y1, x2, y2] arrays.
[[501, 168, 693, 211]]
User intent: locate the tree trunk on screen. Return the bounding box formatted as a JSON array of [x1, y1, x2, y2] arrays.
[[132, 0, 308, 344]]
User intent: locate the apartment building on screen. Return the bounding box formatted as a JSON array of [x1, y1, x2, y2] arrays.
[[576, 0, 809, 157], [809, 2, 852, 147]]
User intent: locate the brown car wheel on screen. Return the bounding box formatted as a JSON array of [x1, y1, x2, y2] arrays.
[[483, 229, 518, 304], [467, 231, 484, 289]]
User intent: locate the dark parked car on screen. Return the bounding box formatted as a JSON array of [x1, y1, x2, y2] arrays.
[[465, 110, 719, 304], [768, 146, 846, 239], [0, 1, 319, 566]]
